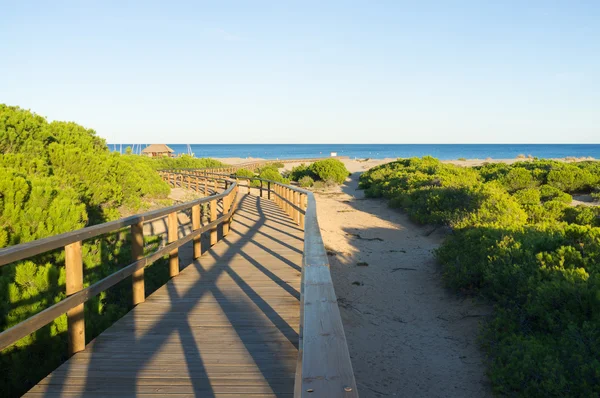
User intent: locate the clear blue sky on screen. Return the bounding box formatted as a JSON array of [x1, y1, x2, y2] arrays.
[[1, 1, 599, 144]]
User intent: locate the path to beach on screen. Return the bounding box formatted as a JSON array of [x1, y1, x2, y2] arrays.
[[310, 161, 492, 397]]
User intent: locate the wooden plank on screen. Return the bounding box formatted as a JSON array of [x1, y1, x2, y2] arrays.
[[298, 193, 358, 397], [132, 221, 145, 305], [65, 241, 85, 356], [25, 195, 303, 396], [168, 211, 179, 277]]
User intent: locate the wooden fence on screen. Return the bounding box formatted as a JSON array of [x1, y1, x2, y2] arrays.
[[161, 170, 358, 397], [0, 169, 358, 397]]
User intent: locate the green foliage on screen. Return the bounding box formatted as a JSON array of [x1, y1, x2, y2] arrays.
[[547, 166, 595, 192], [499, 167, 537, 192], [258, 168, 289, 184], [288, 163, 314, 181], [269, 161, 285, 168], [0, 105, 170, 225], [148, 155, 224, 170], [360, 156, 600, 396], [0, 104, 220, 396], [436, 224, 600, 396], [234, 168, 255, 178], [235, 168, 260, 187], [308, 159, 349, 185], [562, 205, 600, 227], [298, 176, 314, 187]]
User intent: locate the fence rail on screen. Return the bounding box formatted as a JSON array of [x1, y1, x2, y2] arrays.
[[0, 167, 358, 397], [0, 174, 238, 354], [160, 169, 358, 397]]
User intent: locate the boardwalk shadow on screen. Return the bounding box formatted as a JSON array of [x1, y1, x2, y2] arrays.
[[35, 195, 301, 397]]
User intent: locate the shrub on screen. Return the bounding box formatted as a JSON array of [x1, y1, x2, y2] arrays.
[[298, 176, 314, 187], [562, 205, 600, 226], [547, 165, 594, 192], [269, 161, 285, 168], [312, 180, 327, 190], [436, 224, 600, 396], [500, 167, 536, 192], [539, 184, 572, 204], [360, 156, 600, 395], [149, 155, 224, 170], [235, 168, 255, 178], [258, 168, 289, 184], [289, 163, 314, 181], [308, 159, 349, 185], [0, 104, 192, 395]]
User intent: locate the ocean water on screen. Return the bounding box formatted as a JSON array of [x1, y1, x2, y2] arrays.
[[109, 144, 600, 160]]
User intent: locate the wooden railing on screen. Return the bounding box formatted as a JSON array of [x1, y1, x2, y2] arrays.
[[0, 174, 238, 355], [178, 156, 341, 175], [0, 168, 358, 397], [162, 169, 359, 397]]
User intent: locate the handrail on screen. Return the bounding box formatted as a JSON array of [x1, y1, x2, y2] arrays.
[[0, 174, 239, 355], [166, 169, 359, 397], [1, 168, 358, 397], [0, 179, 233, 267]]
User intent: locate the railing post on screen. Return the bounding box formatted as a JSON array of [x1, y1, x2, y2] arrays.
[[260, 180, 263, 198], [280, 185, 284, 209], [131, 221, 145, 305], [195, 176, 199, 192], [210, 199, 217, 246], [223, 193, 231, 236], [293, 190, 299, 224], [268, 181, 271, 200], [192, 204, 201, 259], [168, 211, 179, 277], [213, 179, 217, 194], [299, 193, 305, 229], [204, 178, 208, 195], [285, 187, 291, 216], [65, 241, 85, 356]]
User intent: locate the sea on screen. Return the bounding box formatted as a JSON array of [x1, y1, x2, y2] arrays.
[[109, 144, 600, 160]]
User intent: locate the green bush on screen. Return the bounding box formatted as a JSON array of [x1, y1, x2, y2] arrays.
[[547, 165, 595, 192], [269, 161, 285, 168], [499, 167, 537, 192], [235, 168, 255, 178], [258, 168, 289, 184], [436, 224, 600, 397], [298, 176, 314, 187], [562, 205, 600, 226], [308, 159, 349, 185], [312, 180, 327, 190], [289, 163, 314, 181], [149, 155, 224, 170], [0, 104, 221, 396], [360, 156, 600, 396]]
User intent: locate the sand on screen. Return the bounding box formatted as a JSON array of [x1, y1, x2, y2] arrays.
[[216, 155, 597, 170], [311, 160, 492, 397]]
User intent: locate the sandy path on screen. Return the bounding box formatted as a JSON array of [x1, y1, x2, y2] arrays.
[[315, 172, 492, 397]]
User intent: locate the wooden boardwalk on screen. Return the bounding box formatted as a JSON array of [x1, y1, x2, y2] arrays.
[[26, 195, 303, 397]]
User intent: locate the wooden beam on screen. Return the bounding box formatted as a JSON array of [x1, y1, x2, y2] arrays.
[[210, 199, 217, 246], [192, 204, 201, 259], [65, 241, 85, 356], [131, 221, 145, 305], [168, 211, 179, 277]]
